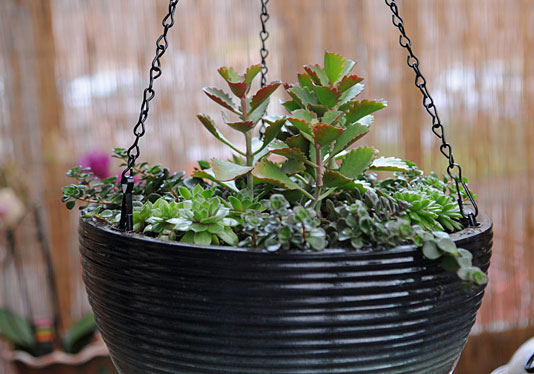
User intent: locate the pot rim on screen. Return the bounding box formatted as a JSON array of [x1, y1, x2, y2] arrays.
[[80, 212, 492, 256]]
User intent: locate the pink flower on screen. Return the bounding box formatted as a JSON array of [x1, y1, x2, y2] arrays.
[[79, 150, 111, 179]]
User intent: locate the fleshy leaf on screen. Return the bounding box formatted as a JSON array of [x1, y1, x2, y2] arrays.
[[0, 309, 34, 351], [211, 159, 253, 181], [338, 83, 365, 106], [197, 114, 243, 155], [203, 87, 240, 114], [250, 82, 281, 112], [281, 159, 306, 175], [225, 120, 255, 133], [288, 118, 313, 136], [217, 66, 247, 97], [291, 109, 317, 122], [227, 81, 248, 98], [337, 74, 364, 92], [322, 110, 342, 125], [297, 73, 314, 90], [271, 147, 307, 162], [339, 146, 377, 179], [218, 66, 241, 82], [304, 65, 329, 85], [307, 103, 330, 117], [285, 134, 309, 154], [323, 170, 352, 187], [191, 169, 239, 192], [324, 51, 348, 85], [287, 86, 318, 108], [313, 123, 345, 147], [245, 65, 263, 87], [340, 58, 356, 77], [254, 119, 285, 155], [345, 99, 387, 124], [369, 157, 410, 172], [281, 99, 301, 112], [252, 160, 300, 189], [312, 85, 341, 108], [248, 99, 270, 124], [331, 123, 369, 157]]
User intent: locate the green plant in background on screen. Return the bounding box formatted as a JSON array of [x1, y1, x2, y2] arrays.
[[62, 51, 487, 286], [0, 309, 97, 356]]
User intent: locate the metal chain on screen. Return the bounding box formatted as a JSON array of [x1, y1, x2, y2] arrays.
[[384, 0, 479, 227], [119, 0, 179, 231], [258, 0, 270, 139]]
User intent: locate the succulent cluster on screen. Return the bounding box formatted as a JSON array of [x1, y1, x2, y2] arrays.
[[62, 51, 486, 286]]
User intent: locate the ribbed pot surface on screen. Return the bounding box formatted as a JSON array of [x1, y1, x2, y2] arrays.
[[79, 214, 492, 374]]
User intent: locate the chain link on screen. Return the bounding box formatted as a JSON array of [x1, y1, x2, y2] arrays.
[[384, 0, 478, 226], [119, 0, 179, 230], [258, 0, 270, 139]]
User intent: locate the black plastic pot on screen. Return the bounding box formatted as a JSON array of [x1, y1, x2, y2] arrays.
[[79, 214, 492, 374]]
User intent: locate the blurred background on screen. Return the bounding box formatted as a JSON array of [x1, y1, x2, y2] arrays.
[[0, 0, 532, 373]]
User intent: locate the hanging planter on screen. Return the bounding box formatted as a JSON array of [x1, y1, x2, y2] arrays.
[[64, 0, 493, 373]]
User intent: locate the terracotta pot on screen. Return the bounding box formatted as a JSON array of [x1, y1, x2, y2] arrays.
[[7, 340, 115, 374], [80, 214, 492, 374]]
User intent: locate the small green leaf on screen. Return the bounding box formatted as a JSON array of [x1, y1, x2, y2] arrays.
[[253, 119, 285, 155], [288, 118, 313, 136], [312, 85, 341, 108], [281, 99, 301, 112], [217, 66, 241, 82], [322, 110, 342, 125], [62, 314, 97, 354], [280, 159, 306, 175], [248, 98, 270, 124], [203, 87, 240, 114], [437, 238, 458, 255], [66, 200, 76, 210], [211, 159, 253, 181], [287, 86, 318, 108], [331, 123, 369, 157], [422, 240, 442, 260], [0, 309, 35, 350], [224, 120, 255, 133], [291, 109, 317, 122], [194, 231, 213, 245], [297, 73, 314, 90], [307, 103, 330, 117], [339, 146, 377, 179], [313, 123, 345, 147], [271, 147, 307, 162], [250, 82, 281, 113], [345, 100, 387, 124], [252, 160, 300, 190], [190, 169, 239, 192], [369, 157, 410, 172], [218, 228, 238, 246], [244, 64, 263, 87], [338, 83, 365, 106], [324, 51, 347, 84], [197, 114, 244, 155], [336, 74, 364, 92], [323, 170, 352, 187], [285, 134, 309, 154], [304, 65, 329, 85]]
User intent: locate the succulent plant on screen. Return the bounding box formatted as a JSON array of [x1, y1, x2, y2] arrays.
[[240, 194, 326, 251], [62, 51, 486, 286]]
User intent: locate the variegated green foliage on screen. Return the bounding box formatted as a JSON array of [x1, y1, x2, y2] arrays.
[[135, 185, 239, 246], [251, 51, 409, 211], [197, 64, 282, 196]]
